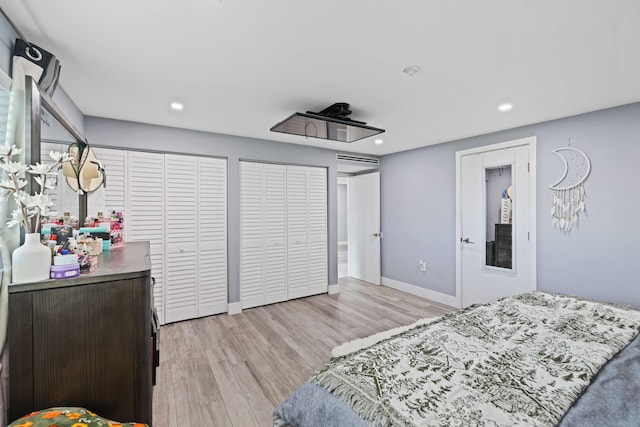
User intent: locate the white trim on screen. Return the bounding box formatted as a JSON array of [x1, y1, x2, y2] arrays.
[[227, 302, 242, 315], [328, 283, 340, 294], [381, 277, 458, 308], [455, 136, 537, 308], [338, 241, 348, 246], [337, 176, 349, 185]]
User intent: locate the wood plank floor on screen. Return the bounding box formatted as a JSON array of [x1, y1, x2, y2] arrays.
[[152, 277, 456, 427]]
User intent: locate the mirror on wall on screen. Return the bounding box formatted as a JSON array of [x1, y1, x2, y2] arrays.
[[485, 165, 513, 269], [26, 75, 89, 223]]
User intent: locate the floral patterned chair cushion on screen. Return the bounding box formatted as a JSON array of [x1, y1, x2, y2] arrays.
[[9, 407, 148, 427]]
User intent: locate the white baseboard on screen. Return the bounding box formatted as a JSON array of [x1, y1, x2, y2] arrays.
[[338, 241, 348, 246], [227, 302, 242, 315], [381, 277, 459, 308], [328, 283, 340, 295]]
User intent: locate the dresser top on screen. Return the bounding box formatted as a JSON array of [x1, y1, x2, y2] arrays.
[[9, 241, 151, 293]]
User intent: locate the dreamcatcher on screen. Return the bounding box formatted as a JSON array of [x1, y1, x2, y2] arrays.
[[548, 139, 591, 232]]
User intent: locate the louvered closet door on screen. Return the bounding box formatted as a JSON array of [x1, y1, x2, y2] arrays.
[[197, 157, 228, 317], [87, 147, 127, 221], [240, 161, 265, 309], [307, 167, 328, 295], [286, 165, 309, 299], [164, 154, 198, 323], [127, 151, 166, 323], [263, 164, 287, 304]]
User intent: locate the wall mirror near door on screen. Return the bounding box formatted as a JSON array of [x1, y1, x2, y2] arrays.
[[485, 165, 513, 270]]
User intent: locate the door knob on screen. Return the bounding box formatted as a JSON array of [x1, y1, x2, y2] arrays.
[[371, 232, 383, 238], [461, 237, 475, 244]]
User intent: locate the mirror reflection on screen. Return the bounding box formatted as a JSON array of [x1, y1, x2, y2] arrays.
[[485, 165, 513, 269], [41, 108, 80, 221]]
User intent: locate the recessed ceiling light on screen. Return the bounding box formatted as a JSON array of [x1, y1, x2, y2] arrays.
[[170, 102, 184, 111], [374, 139, 384, 145], [498, 103, 513, 112], [402, 65, 421, 76]]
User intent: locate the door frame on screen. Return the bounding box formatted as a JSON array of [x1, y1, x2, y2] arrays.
[[455, 136, 537, 308]]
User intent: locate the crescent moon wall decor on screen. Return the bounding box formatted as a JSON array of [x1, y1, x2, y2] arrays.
[[548, 146, 591, 232]]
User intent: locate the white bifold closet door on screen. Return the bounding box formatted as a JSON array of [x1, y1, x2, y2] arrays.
[[164, 154, 199, 323], [126, 151, 166, 323], [240, 162, 327, 308], [197, 157, 228, 317], [240, 162, 288, 309], [286, 166, 309, 299], [287, 165, 328, 299], [164, 154, 228, 322], [306, 166, 328, 295]]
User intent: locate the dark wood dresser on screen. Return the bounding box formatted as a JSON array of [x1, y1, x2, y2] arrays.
[[8, 242, 154, 425]]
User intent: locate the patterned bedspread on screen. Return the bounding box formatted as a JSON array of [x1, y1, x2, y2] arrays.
[[299, 292, 640, 427]]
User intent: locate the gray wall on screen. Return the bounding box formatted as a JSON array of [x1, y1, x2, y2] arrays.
[[337, 183, 348, 242], [381, 102, 640, 308], [85, 116, 345, 302]]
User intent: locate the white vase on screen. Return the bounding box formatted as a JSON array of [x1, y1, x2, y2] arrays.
[[12, 233, 51, 284]]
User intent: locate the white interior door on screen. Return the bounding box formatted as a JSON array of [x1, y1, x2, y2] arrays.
[[348, 171, 381, 285], [457, 138, 536, 307]]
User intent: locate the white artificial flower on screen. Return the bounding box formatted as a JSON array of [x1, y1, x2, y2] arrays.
[[28, 162, 58, 175], [0, 161, 28, 174], [13, 190, 34, 207], [49, 151, 72, 162], [30, 193, 55, 210], [0, 177, 27, 192], [6, 209, 26, 228], [44, 176, 57, 190], [0, 145, 22, 157], [2, 149, 69, 233]]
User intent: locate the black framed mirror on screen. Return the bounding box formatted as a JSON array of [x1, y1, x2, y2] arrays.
[[25, 75, 89, 223]]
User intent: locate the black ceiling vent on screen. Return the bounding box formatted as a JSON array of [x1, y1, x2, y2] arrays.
[[270, 102, 385, 143]]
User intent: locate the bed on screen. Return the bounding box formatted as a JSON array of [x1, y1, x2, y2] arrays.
[[274, 292, 640, 426]]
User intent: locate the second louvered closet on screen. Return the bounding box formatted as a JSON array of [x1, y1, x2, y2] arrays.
[[240, 161, 327, 309]]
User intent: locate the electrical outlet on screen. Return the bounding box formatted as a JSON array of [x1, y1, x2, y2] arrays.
[[419, 259, 426, 272]]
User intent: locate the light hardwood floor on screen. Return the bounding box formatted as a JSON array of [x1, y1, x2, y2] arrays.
[[152, 277, 456, 427]]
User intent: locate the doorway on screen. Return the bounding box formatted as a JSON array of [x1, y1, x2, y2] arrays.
[[337, 177, 349, 278], [455, 137, 537, 307], [347, 171, 381, 285], [336, 170, 382, 285]]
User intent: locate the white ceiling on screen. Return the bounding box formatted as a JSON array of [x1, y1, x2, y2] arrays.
[[1, 1, 639, 156]]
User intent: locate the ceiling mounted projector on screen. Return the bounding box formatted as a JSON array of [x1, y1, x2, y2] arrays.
[[270, 103, 385, 143]]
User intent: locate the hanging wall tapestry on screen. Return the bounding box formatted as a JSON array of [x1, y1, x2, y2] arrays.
[[548, 141, 591, 232]]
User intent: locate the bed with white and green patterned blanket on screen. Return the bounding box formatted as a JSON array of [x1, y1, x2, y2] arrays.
[[274, 292, 640, 426]]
